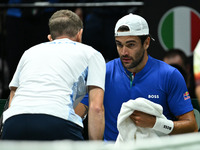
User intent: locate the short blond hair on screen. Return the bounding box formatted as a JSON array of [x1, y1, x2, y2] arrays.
[[48, 9, 83, 39]]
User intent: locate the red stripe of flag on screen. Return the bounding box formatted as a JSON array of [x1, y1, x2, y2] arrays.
[[191, 11, 200, 52]]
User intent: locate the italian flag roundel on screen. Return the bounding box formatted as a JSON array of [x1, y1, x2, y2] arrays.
[[158, 6, 200, 56]]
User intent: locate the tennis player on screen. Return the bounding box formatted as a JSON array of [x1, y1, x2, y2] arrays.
[[76, 13, 198, 141]]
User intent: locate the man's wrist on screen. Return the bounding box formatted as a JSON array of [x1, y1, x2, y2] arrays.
[[152, 117, 174, 134]]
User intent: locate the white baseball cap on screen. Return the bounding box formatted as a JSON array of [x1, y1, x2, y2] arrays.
[[115, 13, 149, 37]]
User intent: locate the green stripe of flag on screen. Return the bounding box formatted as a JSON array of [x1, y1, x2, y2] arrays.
[[161, 12, 174, 49]]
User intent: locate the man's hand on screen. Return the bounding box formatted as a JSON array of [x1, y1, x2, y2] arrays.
[[129, 110, 156, 128]]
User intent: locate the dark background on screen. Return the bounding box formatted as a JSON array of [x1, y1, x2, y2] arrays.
[[142, 0, 199, 59]]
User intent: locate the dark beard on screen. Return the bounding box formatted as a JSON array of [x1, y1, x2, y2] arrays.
[[121, 50, 145, 70]]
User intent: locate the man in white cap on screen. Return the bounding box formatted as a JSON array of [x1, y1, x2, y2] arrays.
[[76, 14, 198, 141]]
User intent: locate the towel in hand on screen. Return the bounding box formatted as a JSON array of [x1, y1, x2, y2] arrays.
[[116, 97, 167, 143]]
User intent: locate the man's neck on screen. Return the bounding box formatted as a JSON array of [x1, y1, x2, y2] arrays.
[[128, 54, 148, 73]]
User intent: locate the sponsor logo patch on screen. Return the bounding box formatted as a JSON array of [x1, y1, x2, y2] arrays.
[[183, 91, 190, 100], [148, 95, 159, 99]]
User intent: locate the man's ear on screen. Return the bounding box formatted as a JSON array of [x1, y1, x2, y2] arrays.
[[47, 34, 53, 41], [144, 37, 150, 50], [76, 29, 83, 43]]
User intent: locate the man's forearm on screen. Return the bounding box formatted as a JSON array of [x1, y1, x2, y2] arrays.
[[88, 86, 105, 140], [169, 111, 198, 134], [88, 105, 105, 140]]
